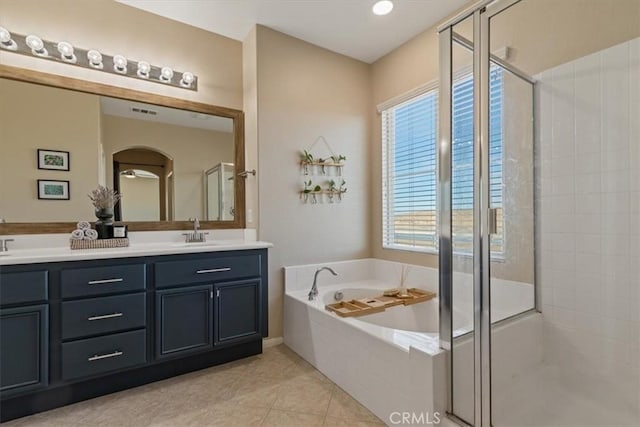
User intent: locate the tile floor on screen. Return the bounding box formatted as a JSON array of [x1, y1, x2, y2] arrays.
[[4, 344, 385, 427]]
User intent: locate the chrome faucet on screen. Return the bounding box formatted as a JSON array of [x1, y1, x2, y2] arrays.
[[308, 267, 338, 301], [0, 239, 14, 253], [183, 218, 208, 243]]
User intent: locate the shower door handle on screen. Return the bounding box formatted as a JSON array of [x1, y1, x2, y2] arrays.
[[488, 208, 498, 235]]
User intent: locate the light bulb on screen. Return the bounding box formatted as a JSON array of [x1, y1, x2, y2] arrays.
[[25, 34, 47, 56], [137, 61, 150, 78], [0, 27, 10, 43], [0, 26, 17, 51], [57, 41, 76, 63], [160, 66, 173, 82], [372, 0, 394, 15], [87, 49, 103, 68], [180, 71, 194, 87], [113, 55, 127, 73]]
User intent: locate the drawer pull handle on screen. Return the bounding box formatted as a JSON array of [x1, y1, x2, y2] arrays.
[[88, 350, 123, 362], [88, 312, 123, 321], [88, 278, 124, 285], [196, 268, 231, 274]]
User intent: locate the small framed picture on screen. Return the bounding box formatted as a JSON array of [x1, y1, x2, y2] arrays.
[[37, 180, 70, 200], [38, 149, 70, 171]]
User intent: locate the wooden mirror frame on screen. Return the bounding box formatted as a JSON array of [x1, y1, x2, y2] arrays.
[[0, 65, 245, 235]]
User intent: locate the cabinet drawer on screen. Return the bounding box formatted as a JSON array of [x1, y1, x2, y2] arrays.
[[61, 329, 146, 381], [0, 271, 48, 306], [61, 264, 146, 298], [62, 293, 146, 340], [155, 255, 261, 288]]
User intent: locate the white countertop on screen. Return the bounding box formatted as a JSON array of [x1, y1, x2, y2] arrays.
[[0, 230, 272, 266]]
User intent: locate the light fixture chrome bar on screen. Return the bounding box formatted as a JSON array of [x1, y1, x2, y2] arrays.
[[452, 31, 535, 85], [1, 31, 198, 91], [437, 25, 454, 416]]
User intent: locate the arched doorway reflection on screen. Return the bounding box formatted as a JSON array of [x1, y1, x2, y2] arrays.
[[113, 148, 174, 221]]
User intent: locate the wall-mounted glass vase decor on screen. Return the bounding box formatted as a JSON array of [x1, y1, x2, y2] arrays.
[[299, 179, 347, 204], [299, 136, 346, 176], [298, 136, 347, 203]]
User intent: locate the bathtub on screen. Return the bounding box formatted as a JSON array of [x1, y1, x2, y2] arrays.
[[284, 258, 542, 425]]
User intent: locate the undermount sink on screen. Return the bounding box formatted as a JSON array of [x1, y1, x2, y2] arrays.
[[171, 241, 219, 248]]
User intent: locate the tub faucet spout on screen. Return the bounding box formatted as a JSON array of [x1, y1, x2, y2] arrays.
[[309, 267, 338, 301]]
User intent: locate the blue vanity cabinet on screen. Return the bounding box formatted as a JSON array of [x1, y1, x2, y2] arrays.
[[1, 247, 268, 423], [155, 284, 214, 358], [0, 270, 49, 398], [214, 278, 262, 346], [153, 250, 266, 357]]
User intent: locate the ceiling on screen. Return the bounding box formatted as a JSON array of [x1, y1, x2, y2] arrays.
[[117, 0, 468, 63], [100, 97, 234, 132]]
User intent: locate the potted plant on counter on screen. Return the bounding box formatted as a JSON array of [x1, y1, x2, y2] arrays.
[[88, 185, 121, 239]]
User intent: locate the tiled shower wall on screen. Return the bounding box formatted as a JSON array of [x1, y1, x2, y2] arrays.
[[537, 38, 639, 384]]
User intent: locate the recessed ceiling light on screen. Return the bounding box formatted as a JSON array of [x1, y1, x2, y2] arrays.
[[372, 0, 394, 16]]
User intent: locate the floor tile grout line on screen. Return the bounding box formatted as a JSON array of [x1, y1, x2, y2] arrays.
[[258, 375, 281, 426], [322, 386, 336, 425]]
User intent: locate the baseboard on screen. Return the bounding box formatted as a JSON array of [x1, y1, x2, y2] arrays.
[[263, 336, 284, 348]]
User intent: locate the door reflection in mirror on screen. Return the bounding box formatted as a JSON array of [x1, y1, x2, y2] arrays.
[[205, 163, 234, 221]]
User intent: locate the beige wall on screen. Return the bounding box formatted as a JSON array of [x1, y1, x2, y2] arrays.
[[102, 115, 234, 220], [370, 0, 640, 277], [252, 26, 372, 337], [0, 79, 100, 221], [243, 26, 259, 230]]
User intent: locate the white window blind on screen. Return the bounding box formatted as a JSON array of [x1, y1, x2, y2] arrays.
[[382, 68, 504, 255], [382, 91, 439, 252]]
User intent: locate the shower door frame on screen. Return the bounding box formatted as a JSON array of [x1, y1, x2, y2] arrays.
[[437, 1, 534, 426]]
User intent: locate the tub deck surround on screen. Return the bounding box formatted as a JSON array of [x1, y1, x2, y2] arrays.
[[283, 258, 542, 423], [0, 229, 272, 265]]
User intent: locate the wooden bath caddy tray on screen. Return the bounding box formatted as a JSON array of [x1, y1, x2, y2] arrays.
[[325, 288, 436, 318]]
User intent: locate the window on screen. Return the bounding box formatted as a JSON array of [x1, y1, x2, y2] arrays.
[[382, 68, 504, 255]]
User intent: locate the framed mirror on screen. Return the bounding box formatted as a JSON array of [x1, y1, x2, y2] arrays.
[[0, 65, 245, 234]]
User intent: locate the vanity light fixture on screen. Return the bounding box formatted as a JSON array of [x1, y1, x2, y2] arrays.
[[0, 27, 18, 51], [113, 54, 127, 74], [0, 27, 198, 91], [372, 0, 394, 16], [57, 41, 77, 63], [87, 49, 103, 69], [25, 34, 47, 56], [137, 61, 150, 78], [159, 66, 174, 83]]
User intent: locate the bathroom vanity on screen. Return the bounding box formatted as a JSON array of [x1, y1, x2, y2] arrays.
[[0, 243, 269, 421]]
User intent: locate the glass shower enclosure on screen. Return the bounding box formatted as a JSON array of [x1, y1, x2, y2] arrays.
[[437, 0, 639, 425]]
